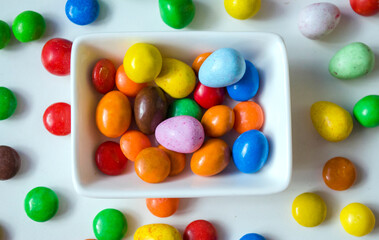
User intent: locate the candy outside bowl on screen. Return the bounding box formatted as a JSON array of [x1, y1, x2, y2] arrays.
[[71, 31, 292, 198]]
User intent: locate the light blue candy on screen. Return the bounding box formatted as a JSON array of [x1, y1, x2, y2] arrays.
[[65, 0, 99, 25], [240, 233, 266, 240], [227, 60, 259, 101], [199, 48, 246, 88]]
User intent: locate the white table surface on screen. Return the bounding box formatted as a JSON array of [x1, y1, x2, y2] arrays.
[[1, 0, 379, 239]]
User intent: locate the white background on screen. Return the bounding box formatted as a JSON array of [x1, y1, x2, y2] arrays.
[[1, 0, 379, 239]]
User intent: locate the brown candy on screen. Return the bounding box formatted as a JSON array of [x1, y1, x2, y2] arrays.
[[0, 146, 21, 180]]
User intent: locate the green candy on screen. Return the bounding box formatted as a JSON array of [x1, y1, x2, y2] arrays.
[[0, 87, 17, 120], [168, 98, 202, 120], [12, 11, 46, 42], [329, 42, 375, 80], [353, 95, 379, 128], [159, 0, 195, 29], [93, 209, 128, 240], [24, 187, 59, 222], [0, 20, 11, 49]]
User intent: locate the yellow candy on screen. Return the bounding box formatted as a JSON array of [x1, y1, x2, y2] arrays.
[[123, 43, 162, 83], [155, 58, 196, 99], [134, 224, 182, 240], [340, 203, 375, 237], [292, 192, 327, 227], [310, 101, 353, 142], [224, 0, 261, 20]]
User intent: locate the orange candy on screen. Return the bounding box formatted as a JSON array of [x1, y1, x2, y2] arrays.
[[120, 130, 151, 162], [135, 147, 171, 183], [233, 101, 264, 134], [146, 198, 180, 218], [201, 105, 235, 137], [323, 157, 356, 191], [158, 145, 186, 176], [191, 139, 230, 177], [192, 52, 212, 75], [115, 65, 147, 97]]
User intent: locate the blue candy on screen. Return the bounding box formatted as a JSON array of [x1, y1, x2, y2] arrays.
[[199, 48, 246, 88], [240, 233, 266, 240], [65, 0, 99, 25], [227, 60, 259, 101], [232, 130, 269, 173]]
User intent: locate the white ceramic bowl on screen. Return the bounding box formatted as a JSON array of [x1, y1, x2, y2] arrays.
[[71, 32, 292, 198]]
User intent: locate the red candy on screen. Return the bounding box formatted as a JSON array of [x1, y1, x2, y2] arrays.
[[41, 38, 72, 76], [43, 102, 71, 136], [95, 141, 128, 175], [183, 220, 218, 240], [193, 82, 225, 109], [92, 59, 116, 94], [350, 0, 379, 16]]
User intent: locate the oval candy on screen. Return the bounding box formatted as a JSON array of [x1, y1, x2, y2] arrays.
[[227, 60, 259, 101], [134, 224, 181, 240]]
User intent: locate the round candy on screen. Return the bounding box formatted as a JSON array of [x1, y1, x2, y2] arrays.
[[323, 157, 356, 191], [201, 105, 235, 137], [120, 130, 151, 162], [194, 82, 226, 109], [340, 203, 375, 236], [65, 0, 100, 25], [12, 11, 45, 42], [233, 130, 269, 173], [168, 98, 202, 121], [192, 52, 212, 75], [183, 220, 217, 240], [240, 233, 266, 240], [0, 20, 11, 49], [159, 0, 195, 29], [350, 0, 379, 16], [93, 208, 127, 240], [95, 141, 128, 175], [0, 87, 17, 120], [92, 59, 116, 94], [233, 101, 264, 134], [115, 65, 147, 97], [224, 0, 261, 20], [41, 38, 72, 76], [353, 95, 379, 127], [292, 192, 327, 227], [134, 224, 181, 239], [135, 147, 171, 183], [158, 145, 186, 176], [0, 146, 21, 180], [24, 187, 59, 222], [43, 102, 71, 136], [146, 198, 180, 218], [227, 60, 259, 101]]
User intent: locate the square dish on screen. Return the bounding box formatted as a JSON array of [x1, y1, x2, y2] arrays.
[[71, 31, 292, 198]]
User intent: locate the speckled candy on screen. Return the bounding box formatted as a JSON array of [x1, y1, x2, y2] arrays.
[[24, 187, 59, 222], [93, 208, 128, 240], [155, 116, 204, 153]]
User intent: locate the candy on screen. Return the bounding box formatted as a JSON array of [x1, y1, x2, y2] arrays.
[[158, 145, 186, 176], [194, 82, 226, 109], [292, 192, 327, 227], [240, 233, 266, 240], [134, 224, 181, 240], [41, 38, 72, 76], [350, 0, 379, 16], [0, 20, 11, 49], [183, 220, 217, 240], [353, 95, 379, 127], [96, 91, 131, 138], [92, 59, 116, 94], [159, 0, 195, 29], [135, 147, 171, 183], [43, 102, 71, 136], [233, 101, 264, 134], [167, 98, 202, 121], [329, 42, 375, 80], [12, 11, 45, 42], [201, 105, 234, 137], [227, 60, 259, 101], [24, 187, 59, 222], [224, 0, 261, 20], [155, 116, 205, 154], [120, 130, 151, 162], [191, 139, 230, 177], [65, 0, 100, 25], [192, 52, 212, 75], [146, 198, 180, 218], [115, 65, 147, 97], [323, 157, 356, 191], [199, 48, 246, 88], [95, 141, 128, 175], [0, 87, 17, 120], [310, 101, 353, 142], [123, 43, 162, 83], [0, 146, 21, 180], [134, 86, 167, 135], [298, 3, 340, 40], [155, 58, 196, 99], [340, 203, 375, 236], [93, 208, 128, 240]]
